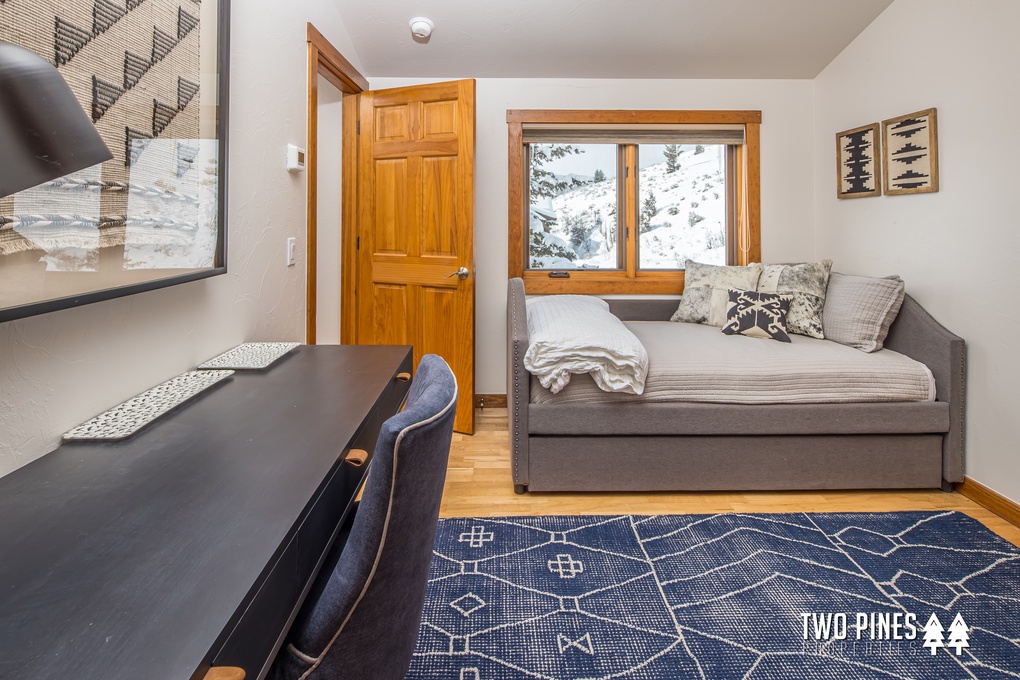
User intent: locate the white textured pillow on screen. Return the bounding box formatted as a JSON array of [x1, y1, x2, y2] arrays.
[[525, 295, 648, 395], [822, 272, 905, 352], [671, 260, 763, 327]]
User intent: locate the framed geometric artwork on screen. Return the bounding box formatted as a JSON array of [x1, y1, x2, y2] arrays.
[[836, 123, 881, 199], [882, 108, 939, 196], [0, 0, 230, 323]]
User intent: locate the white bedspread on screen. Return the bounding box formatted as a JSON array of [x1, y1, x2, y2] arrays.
[[531, 320, 935, 404], [525, 295, 648, 395]]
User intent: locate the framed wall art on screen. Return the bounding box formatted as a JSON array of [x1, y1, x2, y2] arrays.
[[836, 123, 881, 199], [0, 0, 230, 323], [883, 108, 939, 196]]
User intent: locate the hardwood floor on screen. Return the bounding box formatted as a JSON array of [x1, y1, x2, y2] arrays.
[[440, 408, 1020, 547]]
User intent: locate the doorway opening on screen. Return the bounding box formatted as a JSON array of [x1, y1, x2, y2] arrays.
[[315, 75, 342, 344], [305, 24, 366, 344]]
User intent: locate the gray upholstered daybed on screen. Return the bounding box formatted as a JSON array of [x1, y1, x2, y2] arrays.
[[506, 278, 965, 494]]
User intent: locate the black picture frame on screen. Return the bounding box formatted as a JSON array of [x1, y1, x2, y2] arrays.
[[0, 0, 230, 323]]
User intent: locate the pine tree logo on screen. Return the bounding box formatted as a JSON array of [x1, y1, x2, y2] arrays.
[[921, 613, 971, 656], [922, 613, 945, 655], [947, 613, 971, 656]]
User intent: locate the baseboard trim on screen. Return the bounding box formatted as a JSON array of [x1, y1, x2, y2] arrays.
[[474, 393, 507, 409], [958, 477, 1020, 529]]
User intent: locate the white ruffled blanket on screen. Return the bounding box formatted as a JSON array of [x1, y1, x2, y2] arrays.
[[524, 295, 648, 395]]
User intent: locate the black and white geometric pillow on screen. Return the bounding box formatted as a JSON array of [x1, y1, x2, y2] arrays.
[[721, 289, 794, 342]]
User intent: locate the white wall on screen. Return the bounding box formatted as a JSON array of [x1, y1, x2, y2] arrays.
[[370, 77, 817, 394], [814, 0, 1020, 502], [0, 5, 364, 476], [316, 75, 344, 344]]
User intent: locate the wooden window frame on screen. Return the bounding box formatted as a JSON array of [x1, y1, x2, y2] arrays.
[[508, 109, 761, 294]]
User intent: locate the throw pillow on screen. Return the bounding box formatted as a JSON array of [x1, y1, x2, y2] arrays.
[[756, 259, 832, 338], [671, 260, 763, 327], [822, 272, 905, 352], [721, 289, 793, 342]]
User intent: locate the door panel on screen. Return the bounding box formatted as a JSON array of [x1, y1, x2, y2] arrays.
[[371, 284, 409, 346], [374, 159, 408, 253], [420, 287, 458, 365], [422, 100, 458, 139], [357, 79, 475, 433], [375, 105, 410, 141], [422, 156, 457, 256]]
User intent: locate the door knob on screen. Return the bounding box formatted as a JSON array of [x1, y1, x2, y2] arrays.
[[445, 267, 469, 280]]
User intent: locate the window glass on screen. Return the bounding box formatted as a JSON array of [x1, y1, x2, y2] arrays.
[[527, 143, 619, 270], [637, 144, 727, 269]]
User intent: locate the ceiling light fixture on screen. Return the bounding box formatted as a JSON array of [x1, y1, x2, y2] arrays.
[[409, 17, 434, 40]]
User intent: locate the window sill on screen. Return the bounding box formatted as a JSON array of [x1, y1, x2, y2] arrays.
[[520, 271, 686, 295]]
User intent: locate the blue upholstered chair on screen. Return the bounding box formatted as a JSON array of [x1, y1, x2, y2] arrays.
[[268, 354, 457, 680]]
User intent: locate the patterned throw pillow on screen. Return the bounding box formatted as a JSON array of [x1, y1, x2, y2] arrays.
[[721, 289, 793, 342], [756, 260, 833, 338], [671, 260, 763, 327]]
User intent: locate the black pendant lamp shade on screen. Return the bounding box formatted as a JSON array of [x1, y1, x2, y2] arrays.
[[0, 40, 113, 198]]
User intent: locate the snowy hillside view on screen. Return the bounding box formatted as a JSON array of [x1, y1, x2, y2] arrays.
[[529, 143, 727, 269]]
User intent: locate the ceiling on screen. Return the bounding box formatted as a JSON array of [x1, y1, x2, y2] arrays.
[[334, 0, 895, 80]]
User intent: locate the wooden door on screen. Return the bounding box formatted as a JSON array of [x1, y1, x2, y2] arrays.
[[356, 79, 475, 434]]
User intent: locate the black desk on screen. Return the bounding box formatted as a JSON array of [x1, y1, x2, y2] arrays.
[[0, 345, 413, 680]]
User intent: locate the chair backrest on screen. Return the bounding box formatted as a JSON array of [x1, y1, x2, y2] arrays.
[[269, 354, 457, 680]]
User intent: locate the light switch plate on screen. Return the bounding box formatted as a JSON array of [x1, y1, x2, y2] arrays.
[[286, 237, 296, 266]]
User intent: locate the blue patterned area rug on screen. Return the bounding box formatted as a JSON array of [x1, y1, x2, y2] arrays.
[[405, 512, 1020, 679]]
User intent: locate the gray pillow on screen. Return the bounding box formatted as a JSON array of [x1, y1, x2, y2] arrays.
[[756, 260, 832, 338], [822, 272, 905, 352], [671, 260, 763, 327]]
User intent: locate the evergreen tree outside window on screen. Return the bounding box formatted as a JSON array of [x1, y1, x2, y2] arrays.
[[664, 144, 680, 174], [638, 143, 727, 269], [526, 142, 727, 271], [527, 143, 618, 270]]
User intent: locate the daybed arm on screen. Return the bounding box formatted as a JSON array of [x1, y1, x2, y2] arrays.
[[884, 295, 966, 484], [507, 278, 530, 493]]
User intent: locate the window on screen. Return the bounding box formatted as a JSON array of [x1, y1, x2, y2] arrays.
[[508, 110, 761, 294], [528, 143, 620, 269]]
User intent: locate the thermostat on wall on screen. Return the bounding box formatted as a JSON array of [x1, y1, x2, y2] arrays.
[[287, 144, 306, 173]]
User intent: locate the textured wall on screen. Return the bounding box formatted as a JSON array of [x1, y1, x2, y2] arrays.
[[315, 75, 344, 345], [0, 4, 363, 476], [813, 0, 1020, 503]]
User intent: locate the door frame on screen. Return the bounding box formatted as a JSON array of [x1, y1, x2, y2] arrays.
[[305, 24, 367, 344]]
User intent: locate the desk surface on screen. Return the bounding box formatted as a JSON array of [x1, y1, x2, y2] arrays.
[[0, 345, 412, 680]]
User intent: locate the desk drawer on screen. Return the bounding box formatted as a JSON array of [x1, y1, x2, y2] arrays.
[[211, 463, 361, 678], [212, 364, 412, 678], [295, 366, 408, 563]]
